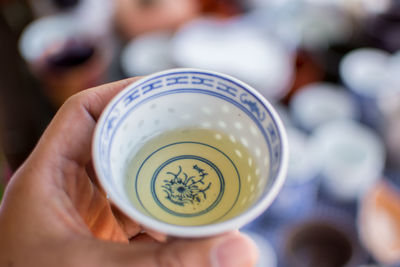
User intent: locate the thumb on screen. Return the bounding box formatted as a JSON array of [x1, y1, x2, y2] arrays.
[[91, 232, 258, 267]]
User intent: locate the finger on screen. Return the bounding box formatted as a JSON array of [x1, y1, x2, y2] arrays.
[[33, 77, 141, 166], [129, 233, 158, 243], [111, 204, 167, 242], [111, 205, 142, 238], [81, 184, 128, 243], [85, 161, 104, 194], [91, 232, 258, 267], [142, 227, 168, 243], [57, 165, 129, 243]]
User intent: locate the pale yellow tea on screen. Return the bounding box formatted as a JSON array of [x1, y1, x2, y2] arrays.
[[126, 128, 265, 226]]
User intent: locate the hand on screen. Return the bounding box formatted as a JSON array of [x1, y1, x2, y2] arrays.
[[0, 78, 258, 267]]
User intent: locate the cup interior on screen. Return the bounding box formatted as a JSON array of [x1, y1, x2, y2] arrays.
[[93, 69, 287, 236]]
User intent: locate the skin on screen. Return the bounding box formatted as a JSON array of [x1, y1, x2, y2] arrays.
[[0, 78, 258, 267]]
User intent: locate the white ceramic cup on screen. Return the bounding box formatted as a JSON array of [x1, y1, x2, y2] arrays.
[[310, 120, 385, 201], [93, 69, 288, 237], [121, 31, 174, 77], [171, 18, 294, 101], [290, 82, 360, 132]]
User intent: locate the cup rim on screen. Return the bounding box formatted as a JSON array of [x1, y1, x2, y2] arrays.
[[92, 68, 288, 237]]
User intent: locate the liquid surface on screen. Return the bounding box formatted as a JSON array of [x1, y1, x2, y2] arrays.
[[126, 128, 264, 226]]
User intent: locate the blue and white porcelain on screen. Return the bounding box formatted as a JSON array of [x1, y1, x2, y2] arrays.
[[92, 68, 288, 237], [121, 31, 174, 77], [310, 120, 385, 202], [171, 18, 294, 101], [268, 127, 319, 219], [339, 48, 400, 129], [290, 82, 360, 133]]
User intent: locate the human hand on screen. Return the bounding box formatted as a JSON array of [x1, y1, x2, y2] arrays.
[[0, 78, 258, 267]]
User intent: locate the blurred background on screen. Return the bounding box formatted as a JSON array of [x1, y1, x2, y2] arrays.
[[0, 0, 400, 266]]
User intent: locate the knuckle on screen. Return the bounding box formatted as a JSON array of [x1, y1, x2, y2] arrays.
[[60, 90, 94, 118], [63, 91, 88, 108]]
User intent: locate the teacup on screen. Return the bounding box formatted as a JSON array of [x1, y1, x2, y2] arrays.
[[93, 68, 288, 237]]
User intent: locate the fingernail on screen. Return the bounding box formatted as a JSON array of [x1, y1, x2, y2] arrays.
[[211, 235, 258, 267]]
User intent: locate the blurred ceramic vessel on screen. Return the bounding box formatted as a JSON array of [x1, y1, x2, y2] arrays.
[[281, 207, 367, 267], [340, 48, 400, 129], [171, 17, 294, 102], [358, 180, 400, 266], [19, 9, 113, 107], [120, 31, 174, 77], [290, 82, 360, 133], [269, 127, 319, 220], [310, 120, 385, 202]]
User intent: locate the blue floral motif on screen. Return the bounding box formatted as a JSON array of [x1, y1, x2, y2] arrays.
[[240, 93, 266, 121], [162, 165, 211, 206]]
